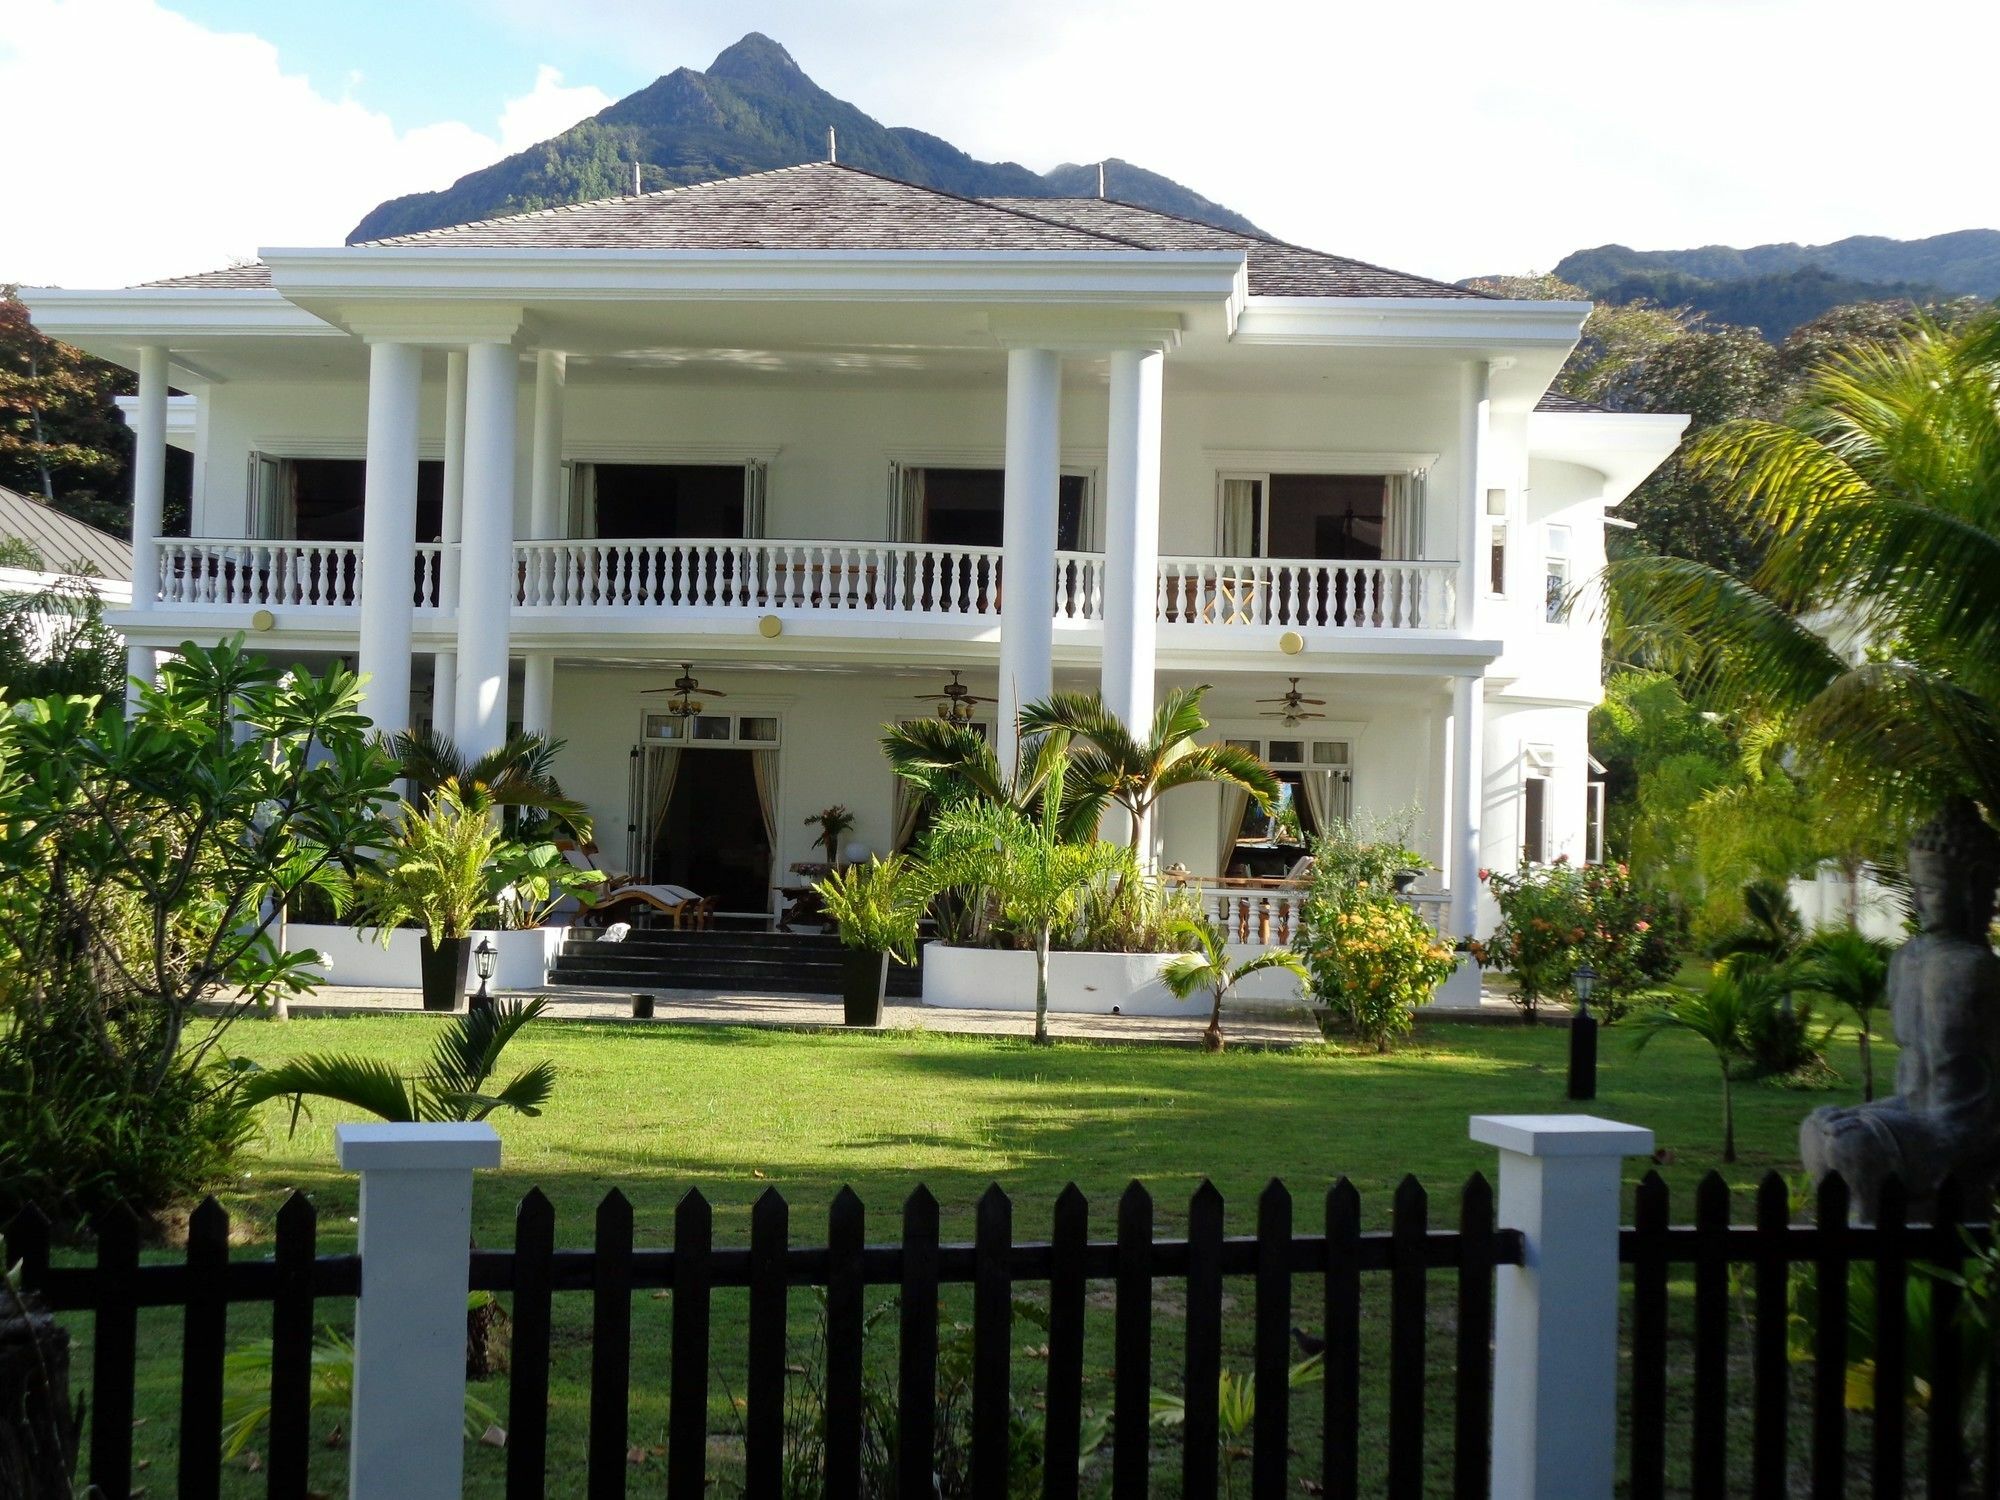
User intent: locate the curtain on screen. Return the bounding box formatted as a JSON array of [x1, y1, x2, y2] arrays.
[[569, 462, 598, 540], [1219, 477, 1260, 556], [1301, 769, 1351, 837], [891, 463, 925, 542], [628, 746, 681, 878], [1385, 472, 1426, 559], [750, 748, 780, 854], [891, 775, 927, 853], [744, 461, 768, 539], [1217, 787, 1250, 875]]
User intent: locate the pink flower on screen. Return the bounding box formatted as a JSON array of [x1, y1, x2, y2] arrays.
[[1478, 868, 1491, 881], [1636, 920, 1650, 933]]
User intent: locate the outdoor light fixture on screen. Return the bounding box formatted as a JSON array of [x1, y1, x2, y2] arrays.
[[472, 937, 497, 1015], [1568, 961, 1599, 1101]]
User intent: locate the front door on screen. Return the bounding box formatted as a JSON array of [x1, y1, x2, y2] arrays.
[[650, 748, 772, 915]]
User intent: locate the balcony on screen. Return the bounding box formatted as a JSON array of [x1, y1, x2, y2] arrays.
[[146, 537, 1461, 635]]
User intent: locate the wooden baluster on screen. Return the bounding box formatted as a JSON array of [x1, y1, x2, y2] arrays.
[[1277, 899, 1292, 944], [1258, 898, 1272, 945], [1236, 897, 1251, 943]]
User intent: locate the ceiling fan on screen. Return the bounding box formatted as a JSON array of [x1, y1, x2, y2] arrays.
[[640, 663, 728, 718], [1257, 677, 1327, 727], [916, 669, 993, 726]]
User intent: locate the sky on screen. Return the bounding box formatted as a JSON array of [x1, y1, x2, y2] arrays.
[[3, 0, 1994, 289]]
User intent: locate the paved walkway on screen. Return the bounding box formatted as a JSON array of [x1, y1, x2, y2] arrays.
[[272, 985, 1329, 1046]]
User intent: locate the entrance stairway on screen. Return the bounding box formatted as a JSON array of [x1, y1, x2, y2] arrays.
[[547, 926, 925, 998]]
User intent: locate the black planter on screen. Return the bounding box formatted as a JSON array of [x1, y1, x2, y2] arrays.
[[840, 948, 889, 1027], [1393, 870, 1420, 893], [419, 934, 472, 1012]]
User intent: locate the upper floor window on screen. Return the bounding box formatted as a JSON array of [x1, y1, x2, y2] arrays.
[[890, 465, 1092, 549], [1486, 488, 1509, 596], [250, 455, 443, 543], [1544, 523, 1572, 622], [571, 462, 766, 541], [1218, 472, 1425, 561]]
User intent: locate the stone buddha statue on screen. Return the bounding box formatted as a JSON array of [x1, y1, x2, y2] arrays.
[[1801, 798, 2000, 1220]]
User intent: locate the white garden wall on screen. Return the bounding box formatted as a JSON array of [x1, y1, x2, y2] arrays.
[[288, 924, 569, 992]]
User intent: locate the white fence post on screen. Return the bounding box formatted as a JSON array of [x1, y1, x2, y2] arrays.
[[1470, 1113, 1654, 1500], [335, 1122, 502, 1497]]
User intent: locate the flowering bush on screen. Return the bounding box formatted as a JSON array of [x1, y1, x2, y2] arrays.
[[1302, 889, 1459, 1050], [1469, 859, 1684, 1018]]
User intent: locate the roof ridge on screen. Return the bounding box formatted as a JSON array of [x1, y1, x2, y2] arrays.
[[353, 161, 829, 247], [986, 194, 1496, 300]]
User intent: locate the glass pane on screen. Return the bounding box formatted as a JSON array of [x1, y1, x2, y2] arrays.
[[738, 715, 778, 743], [1268, 473, 1387, 562], [1312, 742, 1349, 766], [644, 714, 682, 741], [1225, 737, 1259, 753], [691, 714, 732, 742], [1546, 523, 1571, 554], [1267, 739, 1303, 765]]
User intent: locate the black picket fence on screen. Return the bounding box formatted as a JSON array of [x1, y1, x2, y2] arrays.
[[7, 1168, 1999, 1500], [1623, 1169, 2000, 1500]]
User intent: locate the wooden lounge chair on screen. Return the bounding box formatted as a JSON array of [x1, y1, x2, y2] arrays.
[[557, 842, 717, 929]]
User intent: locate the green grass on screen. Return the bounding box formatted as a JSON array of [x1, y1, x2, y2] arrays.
[[58, 1014, 1886, 1497]]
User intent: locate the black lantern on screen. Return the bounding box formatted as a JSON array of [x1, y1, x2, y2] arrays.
[[1568, 962, 1598, 1101], [472, 936, 497, 1014]]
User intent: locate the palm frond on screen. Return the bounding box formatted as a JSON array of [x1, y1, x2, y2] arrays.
[[238, 1055, 419, 1127]]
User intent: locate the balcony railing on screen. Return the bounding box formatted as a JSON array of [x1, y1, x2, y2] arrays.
[[143, 538, 1457, 633]]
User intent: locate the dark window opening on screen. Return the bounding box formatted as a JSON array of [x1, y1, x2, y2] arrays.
[[651, 749, 771, 913], [593, 463, 744, 540], [1523, 776, 1548, 865], [1267, 474, 1386, 562], [289, 458, 445, 543], [917, 468, 1087, 551]]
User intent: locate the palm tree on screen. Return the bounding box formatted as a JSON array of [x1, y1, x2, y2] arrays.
[[923, 770, 1126, 1044], [1796, 926, 1895, 1100], [1634, 968, 1782, 1162], [881, 717, 1105, 842], [240, 997, 556, 1127], [1018, 686, 1279, 867], [1160, 921, 1306, 1052], [391, 728, 592, 841], [1710, 878, 1806, 971], [1602, 313, 2000, 830]]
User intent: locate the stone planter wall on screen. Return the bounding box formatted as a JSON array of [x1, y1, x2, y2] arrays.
[[920, 942, 1305, 1017], [287, 924, 569, 993]]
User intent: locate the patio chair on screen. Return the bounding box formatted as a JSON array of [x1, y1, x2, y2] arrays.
[[557, 842, 717, 930]]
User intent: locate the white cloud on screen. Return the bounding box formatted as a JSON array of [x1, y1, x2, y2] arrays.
[[498, 65, 613, 153], [0, 0, 584, 287]]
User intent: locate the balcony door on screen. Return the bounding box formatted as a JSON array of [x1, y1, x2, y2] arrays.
[[890, 466, 1093, 550], [249, 455, 444, 542], [570, 462, 766, 541], [1217, 471, 1426, 626]]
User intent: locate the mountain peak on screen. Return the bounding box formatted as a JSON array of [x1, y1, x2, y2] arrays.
[[346, 34, 1260, 243], [707, 32, 807, 86]]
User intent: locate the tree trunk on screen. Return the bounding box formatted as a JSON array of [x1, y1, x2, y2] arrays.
[[1206, 984, 1226, 1051], [1034, 931, 1052, 1045], [1720, 1063, 1736, 1163]]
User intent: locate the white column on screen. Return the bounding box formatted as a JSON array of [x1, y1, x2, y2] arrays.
[[1101, 347, 1162, 732], [997, 347, 1062, 776], [356, 341, 423, 737], [520, 350, 564, 740], [454, 340, 518, 758], [1449, 672, 1485, 938], [125, 343, 169, 705], [430, 349, 466, 743], [1457, 360, 1490, 635], [335, 1122, 501, 1500], [1470, 1114, 1655, 1500]]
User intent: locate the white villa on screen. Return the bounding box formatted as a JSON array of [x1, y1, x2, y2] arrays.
[[23, 162, 1684, 944]]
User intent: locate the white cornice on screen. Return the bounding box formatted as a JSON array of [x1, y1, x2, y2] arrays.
[[1527, 410, 1690, 505], [259, 247, 1250, 309], [19, 287, 340, 341], [1231, 297, 1589, 350]]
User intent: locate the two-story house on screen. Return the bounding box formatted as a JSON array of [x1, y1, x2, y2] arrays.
[[24, 162, 1685, 938]]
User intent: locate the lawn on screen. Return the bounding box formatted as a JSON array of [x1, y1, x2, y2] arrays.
[[66, 1013, 1884, 1497]]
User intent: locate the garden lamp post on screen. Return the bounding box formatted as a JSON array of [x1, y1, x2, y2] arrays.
[[472, 937, 497, 1015], [1568, 961, 1598, 1101]]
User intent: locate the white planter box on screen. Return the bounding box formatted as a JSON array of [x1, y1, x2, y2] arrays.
[[920, 942, 1304, 1017], [288, 924, 570, 993]]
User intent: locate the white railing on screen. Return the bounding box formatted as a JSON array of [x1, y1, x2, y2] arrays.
[[143, 537, 1458, 635], [513, 538, 1008, 617], [153, 540, 444, 609], [1156, 555, 1457, 630]]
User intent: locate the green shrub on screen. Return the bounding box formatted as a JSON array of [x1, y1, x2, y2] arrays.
[[1073, 864, 1203, 953], [1471, 859, 1685, 1018], [1302, 892, 1459, 1051], [815, 855, 925, 962]]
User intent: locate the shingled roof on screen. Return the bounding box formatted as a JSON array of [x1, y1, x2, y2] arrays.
[[982, 195, 1489, 300], [134, 162, 1487, 299]]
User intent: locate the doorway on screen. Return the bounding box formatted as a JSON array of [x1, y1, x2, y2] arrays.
[[650, 749, 773, 915]]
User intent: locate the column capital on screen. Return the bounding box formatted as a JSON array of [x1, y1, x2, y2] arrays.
[[987, 310, 1182, 354], [341, 304, 524, 347], [1470, 1114, 1655, 1159]]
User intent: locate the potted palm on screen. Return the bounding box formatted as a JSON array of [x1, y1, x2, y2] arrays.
[[353, 788, 502, 1011], [805, 805, 857, 867], [815, 855, 923, 1026]]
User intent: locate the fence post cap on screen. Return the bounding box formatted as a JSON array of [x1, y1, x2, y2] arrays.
[[1469, 1114, 1654, 1158], [334, 1121, 503, 1170]]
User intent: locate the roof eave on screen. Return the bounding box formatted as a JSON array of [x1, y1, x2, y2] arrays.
[[1232, 296, 1592, 350], [1528, 409, 1690, 504]]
